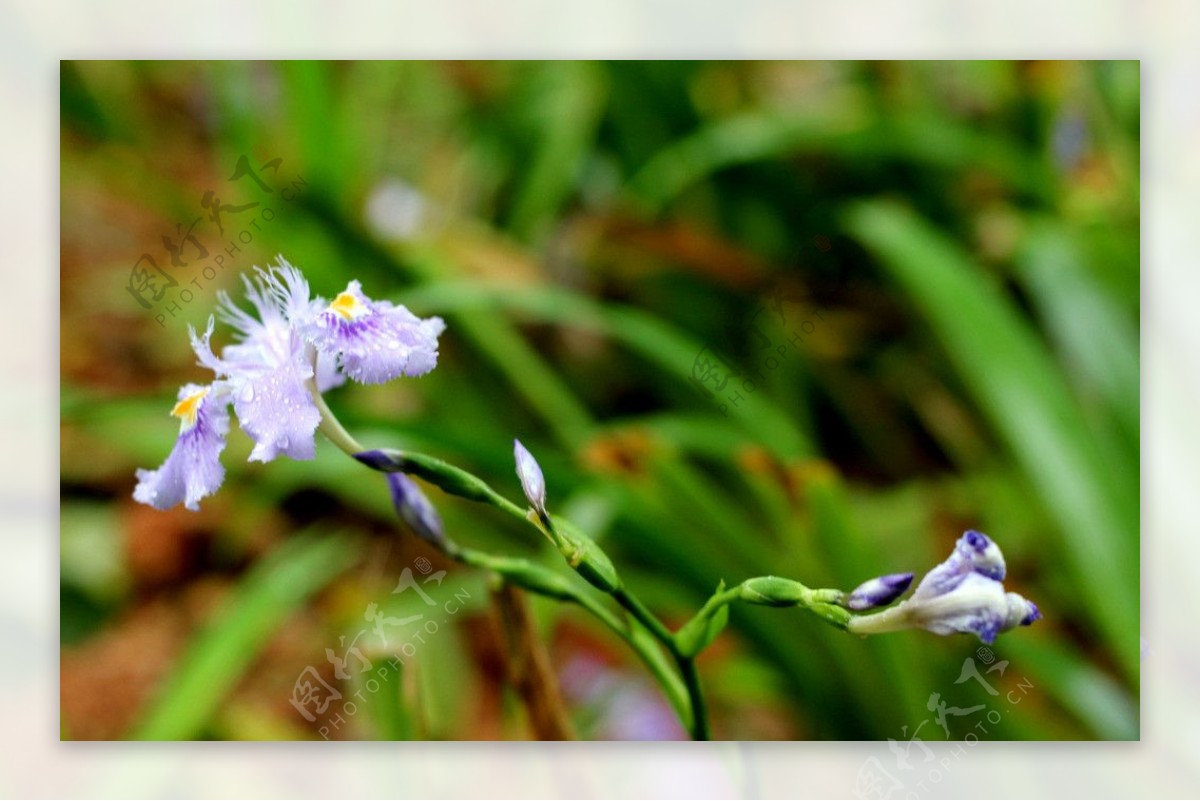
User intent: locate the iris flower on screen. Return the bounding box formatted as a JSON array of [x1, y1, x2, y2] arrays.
[[133, 258, 445, 511], [846, 530, 1041, 644]]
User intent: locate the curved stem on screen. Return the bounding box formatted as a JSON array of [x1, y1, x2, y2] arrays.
[[571, 589, 692, 729], [612, 586, 675, 647], [304, 347, 365, 456], [678, 657, 710, 741], [312, 388, 704, 738], [612, 585, 713, 739]]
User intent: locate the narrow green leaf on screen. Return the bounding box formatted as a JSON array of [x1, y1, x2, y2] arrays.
[[844, 200, 1138, 681], [132, 532, 360, 740]]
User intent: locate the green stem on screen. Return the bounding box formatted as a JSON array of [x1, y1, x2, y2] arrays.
[[611, 585, 715, 740], [687, 585, 744, 625], [678, 657, 710, 741], [570, 588, 692, 729], [304, 347, 365, 456], [308, 390, 704, 738], [612, 587, 675, 648], [450, 542, 691, 733]]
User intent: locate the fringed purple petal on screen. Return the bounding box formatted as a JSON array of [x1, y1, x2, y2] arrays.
[[301, 280, 445, 385], [232, 331, 321, 463], [192, 268, 321, 463], [133, 383, 230, 511]]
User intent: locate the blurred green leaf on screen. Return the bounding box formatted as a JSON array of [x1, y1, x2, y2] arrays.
[[132, 531, 361, 740], [844, 199, 1138, 681]]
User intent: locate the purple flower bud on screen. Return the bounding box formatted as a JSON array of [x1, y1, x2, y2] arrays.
[[912, 530, 1007, 599], [354, 449, 400, 472], [845, 573, 914, 610], [513, 438, 546, 516], [847, 534, 1040, 644], [387, 473, 446, 549]]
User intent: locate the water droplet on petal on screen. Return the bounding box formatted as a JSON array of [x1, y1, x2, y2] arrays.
[[241, 384, 255, 402]]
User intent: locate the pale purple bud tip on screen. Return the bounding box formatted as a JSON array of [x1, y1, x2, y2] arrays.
[[387, 473, 446, 549], [846, 572, 914, 610], [1022, 601, 1042, 626], [513, 438, 546, 515]]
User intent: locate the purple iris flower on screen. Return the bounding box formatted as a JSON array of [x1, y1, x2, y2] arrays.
[[133, 257, 446, 512], [298, 279, 445, 385], [846, 531, 1040, 644]]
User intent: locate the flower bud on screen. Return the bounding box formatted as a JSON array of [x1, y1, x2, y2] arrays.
[[739, 576, 810, 607], [386, 473, 447, 550], [846, 533, 1040, 645], [675, 582, 732, 658], [356, 448, 500, 506], [844, 573, 913, 610], [513, 439, 547, 517]]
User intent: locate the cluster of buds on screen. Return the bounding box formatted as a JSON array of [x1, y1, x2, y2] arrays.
[[844, 530, 1041, 644], [732, 531, 1039, 645]]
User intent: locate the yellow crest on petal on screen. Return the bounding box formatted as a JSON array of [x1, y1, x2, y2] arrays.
[[329, 291, 368, 321], [171, 387, 209, 430]]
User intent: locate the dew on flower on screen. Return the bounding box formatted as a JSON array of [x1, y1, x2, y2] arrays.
[[133, 259, 445, 510]]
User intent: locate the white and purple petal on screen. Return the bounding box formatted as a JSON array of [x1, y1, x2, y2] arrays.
[[232, 329, 321, 463], [1005, 594, 1042, 628], [191, 276, 322, 463], [913, 529, 1007, 600], [301, 280, 445, 385], [847, 534, 1039, 644], [314, 348, 346, 392], [133, 383, 231, 511], [906, 571, 1008, 642]]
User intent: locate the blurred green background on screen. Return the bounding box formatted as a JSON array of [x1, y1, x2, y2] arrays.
[[59, 60, 1139, 741]]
